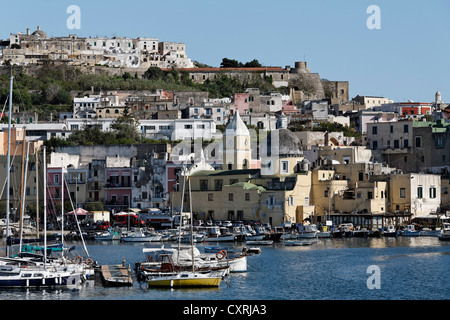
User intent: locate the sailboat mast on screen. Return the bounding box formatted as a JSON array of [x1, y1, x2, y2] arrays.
[[177, 164, 187, 264], [19, 141, 30, 252], [43, 146, 47, 268], [61, 162, 64, 250], [5, 75, 13, 257], [188, 177, 194, 273], [35, 146, 39, 238]]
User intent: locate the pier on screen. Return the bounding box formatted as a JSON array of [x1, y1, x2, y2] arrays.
[[97, 263, 133, 287]]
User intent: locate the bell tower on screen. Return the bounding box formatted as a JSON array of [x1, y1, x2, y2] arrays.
[[223, 111, 252, 170]]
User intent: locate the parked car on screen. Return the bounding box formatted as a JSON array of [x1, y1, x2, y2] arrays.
[[97, 221, 111, 230]]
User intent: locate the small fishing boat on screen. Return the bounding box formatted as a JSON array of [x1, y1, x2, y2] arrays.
[[120, 228, 163, 242], [284, 239, 319, 246], [297, 224, 318, 239], [353, 227, 369, 238], [245, 240, 273, 245], [438, 223, 450, 241], [383, 225, 399, 237], [401, 225, 421, 237], [146, 270, 222, 288], [94, 229, 119, 241], [243, 247, 261, 254], [204, 246, 234, 253]]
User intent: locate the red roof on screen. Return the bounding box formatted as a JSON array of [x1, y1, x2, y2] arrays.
[[161, 67, 284, 72]]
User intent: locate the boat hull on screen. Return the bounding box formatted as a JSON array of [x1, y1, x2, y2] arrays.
[[121, 236, 162, 242], [205, 235, 235, 242], [147, 276, 221, 288], [0, 272, 82, 288], [297, 232, 317, 239]]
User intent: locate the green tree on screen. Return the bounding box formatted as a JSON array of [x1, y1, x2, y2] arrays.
[[220, 58, 242, 68], [143, 67, 164, 81], [244, 59, 263, 67]]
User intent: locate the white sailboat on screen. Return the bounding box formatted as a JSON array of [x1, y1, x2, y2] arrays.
[[120, 228, 163, 242], [146, 165, 224, 288]]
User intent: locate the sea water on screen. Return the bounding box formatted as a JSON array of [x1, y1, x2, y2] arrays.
[[1, 236, 449, 301]]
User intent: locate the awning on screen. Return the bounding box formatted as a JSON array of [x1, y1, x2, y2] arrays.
[[65, 208, 88, 216]]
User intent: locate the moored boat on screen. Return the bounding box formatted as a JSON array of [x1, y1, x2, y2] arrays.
[[120, 228, 163, 242], [383, 225, 399, 237], [401, 224, 421, 237], [438, 223, 450, 241], [146, 271, 222, 288], [297, 224, 318, 239]]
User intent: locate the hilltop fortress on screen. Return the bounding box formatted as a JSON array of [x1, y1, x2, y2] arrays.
[[0, 26, 349, 105]]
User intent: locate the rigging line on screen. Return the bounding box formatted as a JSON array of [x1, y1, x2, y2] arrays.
[[62, 171, 90, 257], [12, 77, 28, 113], [1, 95, 8, 119], [0, 142, 21, 200]]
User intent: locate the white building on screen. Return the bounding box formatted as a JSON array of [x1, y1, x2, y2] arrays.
[[73, 95, 101, 118]]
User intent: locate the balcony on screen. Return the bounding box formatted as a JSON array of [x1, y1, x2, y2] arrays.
[[106, 183, 131, 189], [105, 200, 130, 206], [381, 147, 411, 155]]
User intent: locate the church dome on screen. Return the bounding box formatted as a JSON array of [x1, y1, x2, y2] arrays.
[[262, 129, 303, 157], [32, 26, 47, 38]]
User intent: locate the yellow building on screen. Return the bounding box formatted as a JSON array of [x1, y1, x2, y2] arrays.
[[171, 121, 313, 226]]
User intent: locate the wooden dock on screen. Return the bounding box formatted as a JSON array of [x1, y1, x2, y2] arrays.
[[99, 264, 133, 287]]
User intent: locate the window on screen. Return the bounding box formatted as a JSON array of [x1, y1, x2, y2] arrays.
[[288, 196, 294, 206], [281, 161, 288, 173], [228, 211, 234, 220], [200, 180, 208, 191], [400, 188, 406, 198], [359, 172, 364, 182], [436, 137, 445, 147], [142, 192, 148, 199], [429, 187, 437, 199], [184, 125, 193, 129], [214, 180, 223, 191], [368, 191, 373, 199], [245, 193, 250, 201], [208, 193, 214, 201], [415, 136, 422, 148], [237, 210, 244, 220], [372, 126, 378, 135], [228, 193, 234, 201], [324, 190, 329, 197], [394, 140, 399, 148], [372, 140, 378, 150], [404, 125, 409, 133], [417, 186, 423, 199], [54, 174, 59, 184]]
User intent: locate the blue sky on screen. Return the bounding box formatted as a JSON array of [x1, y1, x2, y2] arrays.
[[2, 0, 449, 102]]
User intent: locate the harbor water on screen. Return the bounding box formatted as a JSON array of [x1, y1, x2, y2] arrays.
[[0, 236, 449, 301]]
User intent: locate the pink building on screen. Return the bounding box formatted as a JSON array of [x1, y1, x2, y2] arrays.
[[234, 93, 250, 114], [105, 167, 132, 213]]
